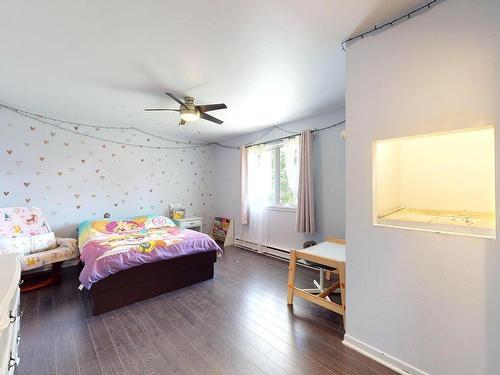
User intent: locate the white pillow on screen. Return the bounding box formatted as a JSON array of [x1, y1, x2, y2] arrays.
[[0, 232, 57, 255], [0, 237, 29, 255], [145, 216, 176, 229], [28, 232, 58, 254]]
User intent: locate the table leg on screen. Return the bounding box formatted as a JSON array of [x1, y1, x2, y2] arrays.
[[338, 262, 346, 328], [287, 250, 297, 305]]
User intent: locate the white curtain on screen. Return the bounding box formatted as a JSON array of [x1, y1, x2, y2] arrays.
[[240, 147, 249, 225], [246, 144, 272, 251], [282, 136, 299, 202]]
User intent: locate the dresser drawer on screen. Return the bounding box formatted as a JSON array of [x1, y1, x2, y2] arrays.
[[0, 323, 18, 375], [8, 289, 20, 326], [180, 219, 202, 228], [173, 217, 203, 231], [0, 254, 22, 374], [9, 319, 21, 374]]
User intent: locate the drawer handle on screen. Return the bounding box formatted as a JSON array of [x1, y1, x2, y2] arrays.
[[19, 279, 24, 286], [8, 352, 18, 370], [9, 311, 16, 324], [16, 333, 21, 344]]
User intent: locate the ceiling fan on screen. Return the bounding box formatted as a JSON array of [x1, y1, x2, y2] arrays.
[[145, 92, 227, 125]]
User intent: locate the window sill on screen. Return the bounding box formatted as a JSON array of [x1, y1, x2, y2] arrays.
[[267, 206, 297, 212]]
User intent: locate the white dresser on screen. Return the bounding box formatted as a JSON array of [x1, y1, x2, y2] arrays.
[[0, 254, 21, 374]]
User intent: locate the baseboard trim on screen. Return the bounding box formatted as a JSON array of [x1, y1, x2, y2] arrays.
[[343, 335, 430, 375]]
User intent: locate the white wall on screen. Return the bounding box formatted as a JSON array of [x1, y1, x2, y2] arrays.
[[374, 127, 496, 216], [400, 128, 496, 213], [345, 1, 500, 374], [0, 109, 216, 237], [373, 140, 402, 217], [214, 108, 346, 250]]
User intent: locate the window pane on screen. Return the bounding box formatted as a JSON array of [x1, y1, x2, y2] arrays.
[[279, 145, 298, 206], [268, 147, 277, 204]]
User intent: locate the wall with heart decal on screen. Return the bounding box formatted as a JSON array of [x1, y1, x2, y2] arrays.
[[0, 109, 216, 237]]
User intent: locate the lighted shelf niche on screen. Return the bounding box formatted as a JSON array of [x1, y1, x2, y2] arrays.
[[373, 126, 496, 238]]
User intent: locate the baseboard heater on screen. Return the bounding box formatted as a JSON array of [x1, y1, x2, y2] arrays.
[[233, 238, 316, 269], [234, 238, 290, 260]]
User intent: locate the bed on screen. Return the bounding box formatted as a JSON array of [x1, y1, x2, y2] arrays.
[[78, 215, 222, 315]]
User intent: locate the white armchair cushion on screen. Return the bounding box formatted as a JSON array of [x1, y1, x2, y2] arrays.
[[0, 232, 58, 255], [21, 238, 79, 272], [0, 237, 29, 254]]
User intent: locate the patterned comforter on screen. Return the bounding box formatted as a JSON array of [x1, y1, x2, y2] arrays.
[[78, 215, 222, 289]]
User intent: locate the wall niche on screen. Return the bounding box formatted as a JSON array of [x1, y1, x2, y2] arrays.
[[373, 126, 496, 238]]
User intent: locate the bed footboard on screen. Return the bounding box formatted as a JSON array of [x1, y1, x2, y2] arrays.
[[89, 250, 217, 315]]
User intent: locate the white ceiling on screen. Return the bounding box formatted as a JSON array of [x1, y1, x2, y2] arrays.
[[0, 0, 423, 142]]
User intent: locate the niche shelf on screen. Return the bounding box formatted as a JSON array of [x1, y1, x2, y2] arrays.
[[373, 126, 496, 238]]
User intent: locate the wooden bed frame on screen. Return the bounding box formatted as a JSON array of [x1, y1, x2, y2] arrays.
[[89, 250, 218, 315]]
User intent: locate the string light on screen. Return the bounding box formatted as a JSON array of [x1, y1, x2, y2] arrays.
[[341, 0, 442, 51], [0, 104, 204, 146], [1, 103, 344, 151], [244, 120, 345, 149]]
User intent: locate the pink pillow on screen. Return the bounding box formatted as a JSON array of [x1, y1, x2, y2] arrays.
[[0, 207, 51, 238]]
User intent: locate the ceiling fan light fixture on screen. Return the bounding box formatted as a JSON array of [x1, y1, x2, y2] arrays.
[[180, 109, 200, 122], [146, 93, 225, 125]]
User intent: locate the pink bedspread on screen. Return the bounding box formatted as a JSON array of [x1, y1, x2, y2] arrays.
[[79, 226, 221, 289]]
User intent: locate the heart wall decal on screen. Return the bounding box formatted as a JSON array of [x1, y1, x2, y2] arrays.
[[0, 110, 216, 234]]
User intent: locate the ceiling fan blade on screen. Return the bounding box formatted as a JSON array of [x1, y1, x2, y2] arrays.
[[144, 108, 180, 111], [196, 103, 227, 112], [200, 112, 223, 125], [165, 92, 189, 109]]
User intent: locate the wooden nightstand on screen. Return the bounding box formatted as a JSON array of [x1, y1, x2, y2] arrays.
[[172, 217, 203, 232]]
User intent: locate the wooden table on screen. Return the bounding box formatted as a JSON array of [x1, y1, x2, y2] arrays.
[[287, 238, 346, 326]]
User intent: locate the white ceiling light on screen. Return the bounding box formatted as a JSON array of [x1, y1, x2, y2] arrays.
[[180, 108, 200, 122]]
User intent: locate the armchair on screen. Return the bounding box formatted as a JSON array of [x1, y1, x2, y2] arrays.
[[0, 207, 79, 292]]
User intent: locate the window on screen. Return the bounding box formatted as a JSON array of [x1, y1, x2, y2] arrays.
[[269, 142, 299, 207], [247, 135, 299, 209]]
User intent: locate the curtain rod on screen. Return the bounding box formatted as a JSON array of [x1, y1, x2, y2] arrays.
[[245, 133, 299, 148], [244, 120, 345, 149]]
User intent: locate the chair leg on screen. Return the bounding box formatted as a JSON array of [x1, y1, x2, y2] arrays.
[[318, 281, 340, 298], [338, 263, 346, 329], [21, 262, 63, 292], [52, 261, 62, 279]]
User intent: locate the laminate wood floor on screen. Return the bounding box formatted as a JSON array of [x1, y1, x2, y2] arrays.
[[16, 246, 396, 375]]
